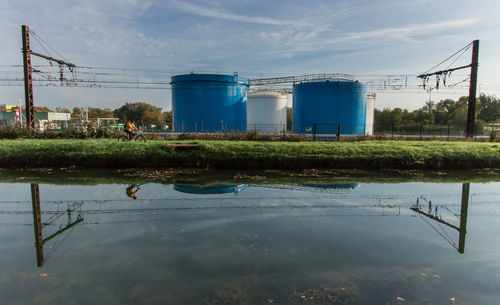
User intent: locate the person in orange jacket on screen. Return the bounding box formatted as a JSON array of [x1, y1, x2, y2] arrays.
[[124, 121, 138, 139]]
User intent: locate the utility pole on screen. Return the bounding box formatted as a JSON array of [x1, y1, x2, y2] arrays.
[[466, 40, 479, 138], [18, 99, 23, 127], [417, 40, 479, 139], [21, 25, 76, 136], [21, 25, 35, 134]]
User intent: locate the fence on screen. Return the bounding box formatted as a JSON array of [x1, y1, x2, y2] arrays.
[[2, 120, 499, 141], [173, 120, 288, 135], [291, 122, 499, 141], [373, 122, 498, 140]]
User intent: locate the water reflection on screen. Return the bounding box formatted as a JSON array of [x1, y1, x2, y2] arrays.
[[410, 183, 470, 253], [0, 181, 497, 304], [125, 184, 141, 199], [25, 182, 474, 269], [30, 184, 83, 267], [173, 184, 248, 194], [299, 183, 358, 190]]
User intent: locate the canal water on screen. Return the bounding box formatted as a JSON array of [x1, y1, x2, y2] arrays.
[[1, 181, 499, 304]]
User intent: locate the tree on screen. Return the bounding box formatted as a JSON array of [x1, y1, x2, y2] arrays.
[[114, 102, 163, 126], [35, 106, 53, 112], [478, 93, 500, 123], [88, 107, 114, 119], [434, 99, 457, 124], [163, 111, 172, 127], [391, 108, 404, 130], [286, 107, 292, 131], [55, 107, 71, 113]]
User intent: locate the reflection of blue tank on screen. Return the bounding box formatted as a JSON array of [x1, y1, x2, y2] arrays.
[[293, 80, 366, 135], [173, 184, 248, 194], [171, 74, 248, 132], [300, 183, 358, 190]]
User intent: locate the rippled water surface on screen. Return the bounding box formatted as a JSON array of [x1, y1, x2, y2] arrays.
[[1, 181, 499, 305]]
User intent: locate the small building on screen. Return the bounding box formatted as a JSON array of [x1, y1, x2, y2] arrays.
[[0, 111, 71, 131]]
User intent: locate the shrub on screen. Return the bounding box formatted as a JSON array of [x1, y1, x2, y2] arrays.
[[489, 129, 498, 142]]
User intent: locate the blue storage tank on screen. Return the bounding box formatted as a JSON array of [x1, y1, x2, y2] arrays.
[[171, 74, 248, 132], [292, 80, 366, 135]]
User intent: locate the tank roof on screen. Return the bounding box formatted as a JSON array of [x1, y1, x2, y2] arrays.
[[171, 73, 248, 85]]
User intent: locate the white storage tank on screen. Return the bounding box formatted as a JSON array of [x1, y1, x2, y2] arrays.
[[247, 90, 288, 134], [365, 93, 375, 135]]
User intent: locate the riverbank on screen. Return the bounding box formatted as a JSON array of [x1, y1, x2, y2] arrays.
[[1, 167, 499, 186], [0, 139, 499, 170]]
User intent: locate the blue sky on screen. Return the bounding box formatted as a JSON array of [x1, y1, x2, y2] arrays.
[[1, 0, 499, 111]]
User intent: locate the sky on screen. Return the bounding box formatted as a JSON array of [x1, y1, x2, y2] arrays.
[[1, 0, 500, 112]]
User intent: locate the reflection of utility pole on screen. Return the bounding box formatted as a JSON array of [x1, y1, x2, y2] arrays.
[[31, 184, 44, 267], [411, 183, 470, 253], [458, 183, 470, 253], [30, 184, 83, 267]]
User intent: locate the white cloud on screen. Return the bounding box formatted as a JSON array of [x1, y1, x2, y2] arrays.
[[167, 0, 306, 25]]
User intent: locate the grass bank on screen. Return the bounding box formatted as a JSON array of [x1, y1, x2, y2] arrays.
[[1, 168, 499, 186], [0, 139, 499, 170]]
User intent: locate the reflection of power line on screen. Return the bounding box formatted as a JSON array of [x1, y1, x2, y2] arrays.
[[5, 213, 419, 227], [29, 184, 83, 267], [411, 183, 470, 253], [3, 203, 414, 215], [2, 190, 497, 205]]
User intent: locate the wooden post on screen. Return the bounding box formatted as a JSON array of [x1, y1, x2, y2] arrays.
[[466, 40, 479, 138], [312, 123, 317, 141], [22, 25, 35, 135]]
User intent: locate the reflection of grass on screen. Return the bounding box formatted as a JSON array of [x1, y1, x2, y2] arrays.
[[288, 284, 359, 305], [0, 168, 499, 186], [1, 139, 500, 169], [205, 284, 252, 305]]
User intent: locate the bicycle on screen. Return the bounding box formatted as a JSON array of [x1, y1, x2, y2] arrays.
[[118, 131, 146, 142]]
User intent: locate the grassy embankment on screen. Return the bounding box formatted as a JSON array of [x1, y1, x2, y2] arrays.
[[1, 139, 499, 170]]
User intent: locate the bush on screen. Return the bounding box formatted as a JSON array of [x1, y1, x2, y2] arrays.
[[0, 126, 30, 139], [490, 129, 498, 142], [173, 130, 310, 142], [0, 126, 122, 140]]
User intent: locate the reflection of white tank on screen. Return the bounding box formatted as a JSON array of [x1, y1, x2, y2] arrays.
[[365, 94, 375, 135], [247, 90, 287, 135]]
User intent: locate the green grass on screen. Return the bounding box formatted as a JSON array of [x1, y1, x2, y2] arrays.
[[0, 139, 499, 169], [1, 168, 499, 186]]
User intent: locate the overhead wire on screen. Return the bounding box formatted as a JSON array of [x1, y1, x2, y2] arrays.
[[29, 30, 70, 63], [445, 44, 472, 70], [422, 42, 473, 75]]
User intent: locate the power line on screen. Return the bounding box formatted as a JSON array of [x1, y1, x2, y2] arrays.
[[29, 30, 70, 63], [422, 42, 473, 75]]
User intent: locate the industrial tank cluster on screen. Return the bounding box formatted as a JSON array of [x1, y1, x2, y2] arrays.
[[170, 73, 373, 135], [247, 90, 288, 135], [171, 74, 248, 132]]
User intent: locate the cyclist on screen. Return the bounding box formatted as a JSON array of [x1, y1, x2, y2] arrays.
[[126, 184, 141, 200], [124, 121, 138, 139]]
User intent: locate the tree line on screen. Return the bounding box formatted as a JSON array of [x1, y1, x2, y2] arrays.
[[374, 93, 500, 132], [44, 94, 499, 132], [52, 102, 172, 127]]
